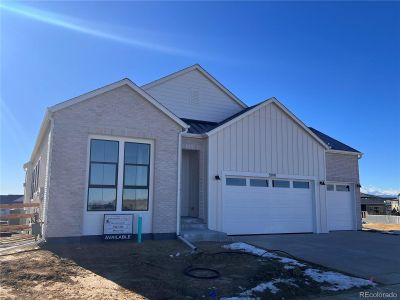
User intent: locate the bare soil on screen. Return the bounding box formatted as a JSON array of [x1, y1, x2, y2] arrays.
[[0, 240, 368, 300], [363, 223, 400, 232]]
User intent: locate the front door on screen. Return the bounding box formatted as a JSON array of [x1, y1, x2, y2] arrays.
[[181, 150, 199, 217]]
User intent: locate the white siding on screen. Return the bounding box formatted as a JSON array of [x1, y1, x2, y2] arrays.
[[208, 103, 328, 233], [143, 69, 243, 122]]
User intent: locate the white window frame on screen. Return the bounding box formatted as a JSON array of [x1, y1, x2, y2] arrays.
[[84, 135, 154, 214]]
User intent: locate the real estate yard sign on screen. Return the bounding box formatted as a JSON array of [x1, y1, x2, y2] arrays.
[[103, 214, 134, 240]]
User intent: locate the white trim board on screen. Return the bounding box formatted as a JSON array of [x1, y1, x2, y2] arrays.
[[141, 64, 247, 109]]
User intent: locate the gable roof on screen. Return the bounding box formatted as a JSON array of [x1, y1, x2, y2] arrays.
[[205, 97, 329, 149], [28, 78, 189, 163], [49, 78, 189, 129], [182, 99, 359, 154], [309, 127, 361, 154], [141, 64, 247, 109]]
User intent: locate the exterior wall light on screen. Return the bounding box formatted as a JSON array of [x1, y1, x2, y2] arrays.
[[215, 175, 221, 180], [356, 183, 362, 188], [319, 181, 325, 185]]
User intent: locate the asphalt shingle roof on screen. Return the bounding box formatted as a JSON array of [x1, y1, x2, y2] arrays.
[[308, 127, 360, 153], [0, 195, 24, 205]]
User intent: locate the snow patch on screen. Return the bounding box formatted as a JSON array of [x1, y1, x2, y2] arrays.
[[223, 242, 268, 256], [242, 278, 298, 295], [304, 268, 376, 291], [223, 242, 305, 267]]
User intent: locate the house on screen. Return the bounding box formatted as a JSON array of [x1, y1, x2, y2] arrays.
[[0, 195, 24, 226], [361, 193, 399, 215], [23, 64, 362, 241]]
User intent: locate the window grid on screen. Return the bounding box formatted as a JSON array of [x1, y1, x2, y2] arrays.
[[87, 139, 119, 211], [30, 161, 40, 199], [122, 142, 150, 211]]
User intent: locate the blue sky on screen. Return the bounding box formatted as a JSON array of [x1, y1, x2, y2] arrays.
[[1, 1, 399, 196]]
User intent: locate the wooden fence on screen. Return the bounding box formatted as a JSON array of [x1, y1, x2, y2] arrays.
[[0, 202, 40, 247]]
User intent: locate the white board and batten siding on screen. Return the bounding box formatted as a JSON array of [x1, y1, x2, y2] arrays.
[[208, 102, 328, 234], [143, 69, 244, 122]]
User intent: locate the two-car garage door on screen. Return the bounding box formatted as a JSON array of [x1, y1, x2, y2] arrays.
[[222, 176, 314, 235]]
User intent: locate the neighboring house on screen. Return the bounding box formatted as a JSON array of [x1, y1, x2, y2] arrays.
[[360, 193, 399, 215], [0, 195, 24, 226], [23, 64, 362, 241]]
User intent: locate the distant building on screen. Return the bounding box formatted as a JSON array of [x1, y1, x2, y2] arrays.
[[0, 195, 24, 225], [361, 193, 399, 215]]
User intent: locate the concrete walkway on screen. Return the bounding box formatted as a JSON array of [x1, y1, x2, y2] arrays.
[[234, 231, 400, 285]]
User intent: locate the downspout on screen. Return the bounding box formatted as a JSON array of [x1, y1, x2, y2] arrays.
[[176, 127, 188, 236]]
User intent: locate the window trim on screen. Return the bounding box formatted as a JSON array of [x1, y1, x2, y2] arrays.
[[30, 159, 41, 199], [272, 179, 290, 188], [226, 177, 247, 186], [336, 184, 350, 192], [87, 139, 119, 212], [293, 181, 310, 189], [122, 142, 151, 211], [85, 135, 154, 214], [249, 178, 269, 187]]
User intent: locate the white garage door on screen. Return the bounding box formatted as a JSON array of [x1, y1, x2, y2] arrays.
[[326, 183, 354, 231], [222, 176, 314, 235]]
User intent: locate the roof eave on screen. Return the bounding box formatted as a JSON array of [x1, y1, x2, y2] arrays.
[[326, 149, 363, 157], [49, 78, 189, 130], [29, 109, 52, 163]]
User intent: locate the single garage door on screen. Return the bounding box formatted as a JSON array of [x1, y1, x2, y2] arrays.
[[222, 176, 314, 235], [326, 183, 354, 231]]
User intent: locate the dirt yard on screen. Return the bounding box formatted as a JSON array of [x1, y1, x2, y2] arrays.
[[0, 240, 375, 300], [363, 223, 400, 232]]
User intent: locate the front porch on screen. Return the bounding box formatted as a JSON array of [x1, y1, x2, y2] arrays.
[[179, 145, 228, 241], [180, 217, 229, 242]]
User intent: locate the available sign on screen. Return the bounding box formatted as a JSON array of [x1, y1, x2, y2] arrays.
[[103, 214, 134, 240]]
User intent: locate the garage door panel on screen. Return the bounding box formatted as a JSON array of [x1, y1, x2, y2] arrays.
[[326, 184, 354, 231], [223, 178, 314, 235]]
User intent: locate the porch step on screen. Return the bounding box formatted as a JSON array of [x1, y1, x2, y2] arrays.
[[181, 223, 208, 230], [181, 217, 207, 230], [180, 229, 231, 242], [181, 217, 205, 224]]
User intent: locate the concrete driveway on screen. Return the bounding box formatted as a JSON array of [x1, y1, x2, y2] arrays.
[[234, 231, 400, 285]]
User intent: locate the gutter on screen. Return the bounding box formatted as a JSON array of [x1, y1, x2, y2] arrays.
[[326, 149, 363, 158]]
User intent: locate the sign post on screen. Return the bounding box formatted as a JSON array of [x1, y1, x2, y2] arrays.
[[103, 214, 134, 240], [137, 216, 142, 243]]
